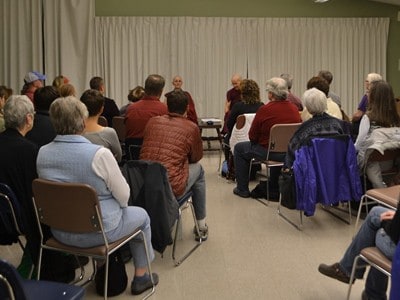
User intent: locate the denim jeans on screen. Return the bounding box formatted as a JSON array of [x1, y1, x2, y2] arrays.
[[180, 163, 206, 220], [339, 206, 396, 300], [233, 141, 284, 193]]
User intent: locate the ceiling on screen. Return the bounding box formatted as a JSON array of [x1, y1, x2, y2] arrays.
[[369, 0, 400, 5]]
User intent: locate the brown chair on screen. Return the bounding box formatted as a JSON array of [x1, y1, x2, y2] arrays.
[[112, 116, 126, 143], [98, 116, 108, 127], [347, 247, 392, 300], [250, 123, 301, 205], [32, 179, 155, 300]]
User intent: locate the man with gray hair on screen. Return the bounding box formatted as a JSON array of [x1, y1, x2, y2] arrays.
[[280, 73, 303, 111], [318, 70, 341, 107], [233, 77, 301, 199]]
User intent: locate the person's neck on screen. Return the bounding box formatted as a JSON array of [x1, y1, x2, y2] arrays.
[[85, 116, 104, 133]]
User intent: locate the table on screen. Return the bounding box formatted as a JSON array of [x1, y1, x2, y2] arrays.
[[198, 121, 223, 151]]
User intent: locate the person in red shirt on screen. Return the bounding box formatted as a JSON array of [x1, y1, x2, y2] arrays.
[[125, 74, 168, 159], [233, 77, 301, 198]]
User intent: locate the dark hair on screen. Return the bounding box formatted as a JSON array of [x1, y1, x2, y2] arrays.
[[128, 86, 145, 102], [318, 70, 333, 84], [80, 89, 105, 117], [0, 86, 10, 99], [307, 76, 329, 96], [240, 79, 260, 104], [89, 76, 103, 91], [367, 81, 400, 127], [33, 86, 60, 111], [144, 74, 165, 96], [166, 90, 188, 115]]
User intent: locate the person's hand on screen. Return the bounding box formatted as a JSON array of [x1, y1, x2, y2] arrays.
[[380, 210, 395, 221]]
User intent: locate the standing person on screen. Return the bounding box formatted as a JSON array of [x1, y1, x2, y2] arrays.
[[165, 76, 198, 124], [222, 74, 242, 134], [21, 71, 46, 102], [318, 70, 341, 107], [140, 90, 208, 241], [280, 73, 303, 111], [125, 74, 168, 160], [233, 77, 301, 198], [89, 76, 120, 127], [37, 97, 158, 295]]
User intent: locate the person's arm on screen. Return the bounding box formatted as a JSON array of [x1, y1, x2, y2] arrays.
[[354, 115, 370, 151], [224, 99, 231, 113], [92, 148, 129, 207], [106, 128, 123, 163], [188, 125, 203, 163]]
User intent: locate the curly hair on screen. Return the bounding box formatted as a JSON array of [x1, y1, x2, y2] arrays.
[[240, 79, 260, 104]]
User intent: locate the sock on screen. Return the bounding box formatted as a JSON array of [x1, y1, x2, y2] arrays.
[[197, 218, 206, 229], [134, 273, 150, 282]]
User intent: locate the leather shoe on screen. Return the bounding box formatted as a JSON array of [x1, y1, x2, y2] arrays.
[[318, 262, 355, 284], [233, 187, 250, 198], [131, 273, 159, 295]]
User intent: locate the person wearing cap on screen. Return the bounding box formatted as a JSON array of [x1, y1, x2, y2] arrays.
[[21, 71, 46, 102]]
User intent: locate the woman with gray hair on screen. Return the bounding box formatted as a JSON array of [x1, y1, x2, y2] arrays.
[[36, 97, 158, 295], [284, 88, 349, 169]]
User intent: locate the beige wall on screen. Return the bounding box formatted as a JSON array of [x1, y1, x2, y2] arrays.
[[95, 0, 400, 96]]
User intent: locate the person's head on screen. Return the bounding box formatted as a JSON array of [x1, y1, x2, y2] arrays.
[[0, 86, 11, 110], [24, 71, 46, 88], [4, 95, 35, 133], [365, 73, 383, 92], [265, 77, 288, 101], [240, 79, 261, 104], [128, 86, 145, 102], [144, 74, 165, 97], [367, 81, 400, 127], [52, 75, 69, 90], [89, 76, 105, 93], [166, 90, 189, 115], [306, 76, 329, 97], [231, 74, 242, 90], [50, 97, 88, 135], [80, 89, 105, 117], [302, 88, 327, 116], [59, 83, 76, 97], [280, 73, 293, 90], [172, 76, 183, 90], [318, 70, 333, 85], [33, 86, 60, 111]]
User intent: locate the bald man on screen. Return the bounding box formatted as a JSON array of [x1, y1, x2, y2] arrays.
[[222, 74, 242, 134]]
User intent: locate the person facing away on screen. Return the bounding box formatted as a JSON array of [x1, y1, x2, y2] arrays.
[[140, 90, 208, 241], [25, 86, 59, 147], [0, 85, 13, 133], [89, 76, 120, 127], [37, 96, 158, 295], [284, 88, 350, 169], [165, 75, 198, 125], [80, 89, 122, 163], [21, 71, 46, 103], [301, 76, 342, 121], [120, 85, 145, 116], [318, 70, 341, 107], [280, 73, 303, 111], [233, 77, 301, 199], [52, 75, 70, 93], [124, 74, 168, 159]]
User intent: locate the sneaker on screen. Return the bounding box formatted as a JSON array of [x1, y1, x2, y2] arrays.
[[233, 187, 250, 198], [318, 263, 355, 284], [194, 224, 208, 241], [131, 273, 159, 295]]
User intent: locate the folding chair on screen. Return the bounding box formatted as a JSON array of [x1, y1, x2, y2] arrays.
[[0, 259, 85, 300], [0, 183, 25, 251], [347, 247, 392, 300], [98, 116, 108, 127], [112, 116, 127, 160], [250, 123, 301, 205], [32, 179, 156, 300]]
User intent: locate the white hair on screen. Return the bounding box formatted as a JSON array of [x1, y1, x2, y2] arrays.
[[4, 95, 34, 129], [265, 77, 288, 100], [302, 88, 327, 115]]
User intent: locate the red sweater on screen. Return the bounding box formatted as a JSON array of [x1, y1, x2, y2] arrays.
[[249, 100, 301, 149]]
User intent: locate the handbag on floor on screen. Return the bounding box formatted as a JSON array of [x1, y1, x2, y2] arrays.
[[279, 170, 297, 209]]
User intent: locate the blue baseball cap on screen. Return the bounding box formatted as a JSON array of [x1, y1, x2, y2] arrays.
[[24, 71, 46, 84]]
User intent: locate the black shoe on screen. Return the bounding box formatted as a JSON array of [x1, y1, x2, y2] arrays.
[[233, 187, 250, 198], [361, 290, 369, 300], [194, 224, 208, 242], [131, 273, 159, 295], [318, 263, 355, 284]]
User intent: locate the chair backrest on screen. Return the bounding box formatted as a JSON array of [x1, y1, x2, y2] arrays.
[[366, 148, 400, 163], [229, 113, 255, 151], [112, 116, 126, 142], [0, 259, 27, 300], [268, 123, 301, 153], [98, 116, 108, 127], [32, 179, 103, 234], [0, 183, 24, 241], [235, 114, 246, 130]]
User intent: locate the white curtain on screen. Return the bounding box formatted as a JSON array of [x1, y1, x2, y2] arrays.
[[95, 17, 389, 119]]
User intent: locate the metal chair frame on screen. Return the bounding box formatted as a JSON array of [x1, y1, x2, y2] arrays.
[[32, 179, 155, 300]]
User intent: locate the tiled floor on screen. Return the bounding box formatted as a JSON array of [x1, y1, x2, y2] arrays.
[[1, 150, 376, 299]]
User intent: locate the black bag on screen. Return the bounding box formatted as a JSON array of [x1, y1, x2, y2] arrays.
[[279, 170, 297, 209], [95, 250, 128, 297]]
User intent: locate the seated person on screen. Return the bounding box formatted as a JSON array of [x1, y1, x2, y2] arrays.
[[140, 90, 208, 241], [233, 77, 301, 199], [354, 81, 400, 188], [319, 203, 400, 300], [120, 85, 145, 116], [0, 85, 12, 133], [80, 89, 122, 162], [284, 88, 350, 169], [37, 97, 158, 295]]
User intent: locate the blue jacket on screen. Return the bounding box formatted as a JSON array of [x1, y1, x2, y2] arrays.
[[293, 135, 362, 216]]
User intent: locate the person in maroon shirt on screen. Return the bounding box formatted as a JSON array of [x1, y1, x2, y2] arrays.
[[165, 76, 198, 125], [222, 74, 242, 134], [233, 77, 301, 198], [125, 74, 168, 159]]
